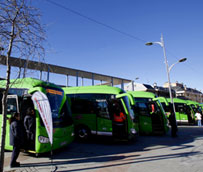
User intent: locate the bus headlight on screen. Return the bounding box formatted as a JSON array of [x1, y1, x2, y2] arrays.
[[131, 128, 136, 134], [38, 136, 49, 143]]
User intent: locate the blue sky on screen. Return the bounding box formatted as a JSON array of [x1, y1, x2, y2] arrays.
[[4, 0, 203, 91]]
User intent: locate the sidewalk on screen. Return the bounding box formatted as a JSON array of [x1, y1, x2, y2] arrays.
[[3, 126, 203, 172], [4, 151, 53, 172]]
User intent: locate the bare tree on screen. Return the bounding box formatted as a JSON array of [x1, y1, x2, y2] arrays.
[[0, 0, 45, 171]]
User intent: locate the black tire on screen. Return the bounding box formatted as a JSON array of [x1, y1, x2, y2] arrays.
[[75, 126, 91, 141]]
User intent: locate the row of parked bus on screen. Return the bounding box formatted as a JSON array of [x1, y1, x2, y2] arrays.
[[0, 78, 201, 155], [159, 97, 203, 125]]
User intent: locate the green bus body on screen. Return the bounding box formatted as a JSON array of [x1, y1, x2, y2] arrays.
[[0, 78, 74, 154], [159, 97, 195, 124], [63, 85, 138, 141], [186, 100, 200, 112], [128, 91, 169, 135], [186, 100, 202, 120]]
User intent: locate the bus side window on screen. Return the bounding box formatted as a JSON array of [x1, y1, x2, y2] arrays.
[[7, 95, 19, 114], [71, 97, 95, 114], [20, 96, 34, 117], [137, 102, 149, 116], [58, 101, 73, 127], [96, 100, 110, 119], [7, 104, 17, 113], [179, 106, 184, 113]]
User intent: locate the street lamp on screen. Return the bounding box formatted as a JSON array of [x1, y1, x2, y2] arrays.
[[169, 58, 187, 72], [135, 77, 139, 80], [145, 34, 187, 125]]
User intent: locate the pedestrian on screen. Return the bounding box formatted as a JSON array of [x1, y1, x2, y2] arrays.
[[9, 112, 24, 168], [195, 111, 202, 127], [114, 111, 126, 123], [24, 107, 36, 149], [151, 103, 155, 113], [113, 102, 126, 138], [168, 107, 178, 137]]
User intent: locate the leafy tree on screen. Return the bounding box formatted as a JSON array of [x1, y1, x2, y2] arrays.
[[0, 0, 45, 171]]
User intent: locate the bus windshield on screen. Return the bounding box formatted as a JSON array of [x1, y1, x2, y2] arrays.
[[157, 99, 166, 113], [45, 87, 73, 127], [45, 87, 64, 118], [121, 96, 135, 120]]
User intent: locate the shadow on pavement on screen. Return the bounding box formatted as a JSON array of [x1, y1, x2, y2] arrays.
[[17, 126, 203, 171]]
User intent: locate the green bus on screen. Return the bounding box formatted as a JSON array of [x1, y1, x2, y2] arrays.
[[186, 100, 202, 121], [0, 78, 74, 154], [160, 98, 195, 124], [186, 100, 200, 112], [63, 85, 138, 141], [198, 103, 203, 114], [128, 91, 169, 135]]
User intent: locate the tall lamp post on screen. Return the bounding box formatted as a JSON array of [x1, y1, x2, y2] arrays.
[[131, 77, 139, 91], [145, 33, 187, 125]]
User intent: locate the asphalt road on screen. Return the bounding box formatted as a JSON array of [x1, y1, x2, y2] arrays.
[[4, 126, 203, 172]]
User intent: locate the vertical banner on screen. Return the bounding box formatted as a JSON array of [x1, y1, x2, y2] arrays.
[[32, 91, 53, 145]]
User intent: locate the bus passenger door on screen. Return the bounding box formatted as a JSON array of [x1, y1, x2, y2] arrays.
[[149, 101, 165, 134], [5, 95, 20, 150], [185, 105, 194, 123], [111, 98, 129, 138], [96, 100, 112, 136]]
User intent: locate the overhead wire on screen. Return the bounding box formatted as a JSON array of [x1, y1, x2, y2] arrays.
[[45, 0, 146, 43]]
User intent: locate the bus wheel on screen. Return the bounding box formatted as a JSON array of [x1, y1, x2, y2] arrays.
[[76, 126, 90, 141]]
